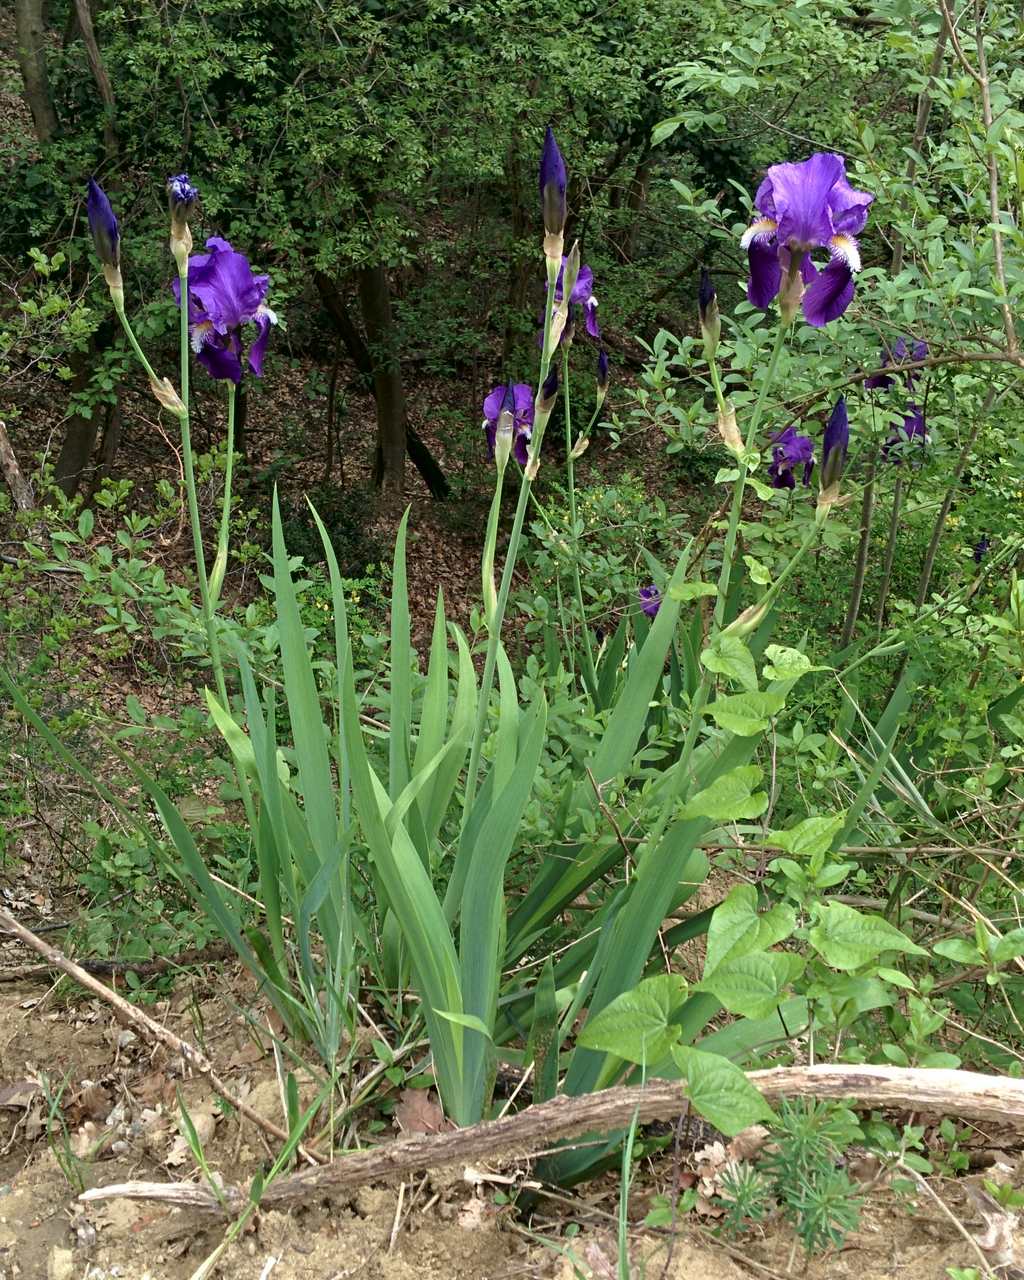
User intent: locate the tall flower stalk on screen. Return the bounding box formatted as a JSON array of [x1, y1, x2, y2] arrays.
[[457, 132, 568, 853]]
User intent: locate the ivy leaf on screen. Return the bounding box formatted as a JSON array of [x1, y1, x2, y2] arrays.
[[707, 691, 785, 735], [809, 901, 928, 971], [680, 765, 767, 822], [763, 644, 822, 682], [766, 813, 846, 858], [701, 636, 758, 692], [672, 1046, 775, 1135], [704, 884, 796, 977], [577, 974, 688, 1066], [700, 951, 804, 1019]]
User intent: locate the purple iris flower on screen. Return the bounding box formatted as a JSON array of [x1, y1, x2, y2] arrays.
[[974, 536, 990, 564], [820, 397, 850, 489], [883, 403, 928, 462], [741, 153, 873, 327], [540, 127, 567, 238], [552, 257, 600, 340], [864, 337, 928, 390], [639, 584, 661, 618], [87, 178, 119, 269], [482, 383, 533, 466], [171, 237, 277, 383], [768, 426, 815, 489]]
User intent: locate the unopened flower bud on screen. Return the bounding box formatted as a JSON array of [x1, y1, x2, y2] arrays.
[[149, 376, 185, 416], [539, 126, 567, 261], [167, 173, 198, 274], [538, 365, 559, 414], [87, 179, 119, 270], [723, 599, 770, 636], [596, 349, 609, 408], [698, 268, 721, 360], [819, 397, 849, 491]]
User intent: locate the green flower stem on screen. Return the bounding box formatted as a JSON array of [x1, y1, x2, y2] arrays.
[[563, 345, 598, 692], [458, 254, 560, 860], [209, 382, 236, 608], [480, 467, 505, 626], [640, 318, 791, 858], [112, 299, 163, 387]]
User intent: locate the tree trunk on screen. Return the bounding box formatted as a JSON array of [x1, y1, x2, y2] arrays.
[[72, 0, 119, 160], [14, 0, 59, 142], [85, 393, 123, 503], [358, 262, 406, 496], [0, 420, 35, 512], [53, 350, 102, 497]]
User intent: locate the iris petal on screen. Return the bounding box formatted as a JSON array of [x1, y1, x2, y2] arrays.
[[747, 238, 782, 309], [768, 153, 844, 249], [802, 259, 854, 327]]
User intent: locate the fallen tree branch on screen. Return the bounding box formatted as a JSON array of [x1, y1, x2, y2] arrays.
[[79, 1065, 1024, 1215], [0, 941, 234, 983], [0, 909, 325, 1166]]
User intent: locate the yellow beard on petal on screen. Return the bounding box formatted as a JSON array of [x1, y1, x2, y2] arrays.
[[740, 217, 778, 250], [829, 234, 862, 273]]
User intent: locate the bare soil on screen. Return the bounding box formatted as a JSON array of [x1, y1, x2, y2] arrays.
[[0, 970, 1011, 1280]]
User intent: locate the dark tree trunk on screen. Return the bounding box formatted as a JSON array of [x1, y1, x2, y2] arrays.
[[54, 350, 102, 497], [319, 271, 448, 498], [72, 0, 119, 160], [357, 264, 406, 497], [85, 393, 123, 503], [14, 0, 59, 142]]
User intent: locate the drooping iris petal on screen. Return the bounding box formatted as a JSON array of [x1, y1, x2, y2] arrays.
[[87, 178, 119, 268], [512, 383, 534, 421], [247, 307, 276, 377], [802, 259, 854, 327], [747, 238, 782, 309], [196, 331, 244, 383], [547, 257, 600, 345]]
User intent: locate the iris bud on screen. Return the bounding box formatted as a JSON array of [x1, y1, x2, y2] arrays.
[[493, 385, 516, 473], [596, 348, 610, 410], [167, 173, 198, 273], [816, 397, 851, 521], [539, 126, 567, 261], [86, 178, 123, 306], [698, 269, 721, 360]]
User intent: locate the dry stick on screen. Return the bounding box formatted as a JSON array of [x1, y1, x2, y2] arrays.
[[0, 420, 34, 512], [80, 1066, 1024, 1215], [840, 452, 877, 648], [0, 908, 326, 1167]]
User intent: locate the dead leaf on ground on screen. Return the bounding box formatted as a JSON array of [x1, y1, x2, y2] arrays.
[[393, 1088, 450, 1135], [0, 1080, 40, 1109], [165, 1106, 217, 1167]]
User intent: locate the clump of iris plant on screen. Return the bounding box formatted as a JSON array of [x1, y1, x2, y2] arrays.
[[768, 425, 815, 489], [639, 584, 661, 618], [741, 153, 873, 327], [171, 237, 277, 384], [482, 383, 533, 470]]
